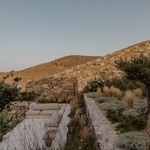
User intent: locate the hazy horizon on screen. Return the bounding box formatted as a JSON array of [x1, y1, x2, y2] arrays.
[[1, 0, 150, 72]]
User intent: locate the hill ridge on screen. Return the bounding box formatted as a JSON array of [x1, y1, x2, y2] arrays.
[[1, 40, 150, 91]]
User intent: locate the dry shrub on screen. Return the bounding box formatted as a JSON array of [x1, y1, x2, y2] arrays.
[[133, 88, 143, 98], [79, 126, 91, 141], [115, 88, 123, 100], [97, 87, 102, 97], [103, 86, 110, 96], [74, 108, 82, 120], [79, 114, 86, 129], [124, 90, 135, 108], [109, 86, 116, 97], [70, 99, 78, 116], [110, 86, 122, 99]]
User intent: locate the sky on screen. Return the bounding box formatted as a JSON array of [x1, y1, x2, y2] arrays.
[[0, 0, 150, 72]]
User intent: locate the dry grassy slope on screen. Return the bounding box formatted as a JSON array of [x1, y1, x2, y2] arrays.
[[0, 55, 99, 86], [54, 40, 150, 90]]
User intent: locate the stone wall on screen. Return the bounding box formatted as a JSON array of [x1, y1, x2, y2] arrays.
[[84, 93, 121, 150]]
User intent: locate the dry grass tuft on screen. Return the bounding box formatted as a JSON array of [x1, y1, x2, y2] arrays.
[[74, 108, 82, 120], [79, 126, 91, 141], [109, 86, 116, 97], [133, 88, 143, 98], [79, 114, 86, 129], [115, 88, 123, 100], [109, 86, 122, 100], [70, 99, 78, 116], [97, 87, 102, 97], [124, 90, 135, 108], [103, 86, 110, 96]]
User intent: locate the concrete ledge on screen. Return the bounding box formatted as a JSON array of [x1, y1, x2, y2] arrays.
[[84, 93, 121, 150]]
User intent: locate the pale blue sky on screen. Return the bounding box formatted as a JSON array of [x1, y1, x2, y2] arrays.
[[0, 0, 150, 72]]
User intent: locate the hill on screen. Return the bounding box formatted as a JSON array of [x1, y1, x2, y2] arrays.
[[54, 40, 150, 90], [1, 40, 150, 91], [0, 55, 99, 87]]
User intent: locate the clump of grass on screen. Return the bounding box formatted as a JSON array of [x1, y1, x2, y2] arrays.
[[79, 114, 86, 129], [70, 99, 78, 116], [109, 86, 116, 97], [74, 108, 82, 120], [96, 87, 102, 97], [133, 88, 143, 98], [124, 90, 135, 108], [103, 86, 110, 96], [109, 86, 122, 100], [114, 88, 122, 100], [79, 126, 91, 141]]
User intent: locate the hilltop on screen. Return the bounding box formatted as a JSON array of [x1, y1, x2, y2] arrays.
[[0, 55, 99, 86], [1, 40, 150, 91]]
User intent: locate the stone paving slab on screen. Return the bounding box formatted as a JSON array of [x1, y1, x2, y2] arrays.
[[84, 94, 122, 150]]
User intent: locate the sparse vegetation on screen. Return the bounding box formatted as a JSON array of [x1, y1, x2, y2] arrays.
[[116, 55, 150, 116], [124, 90, 135, 108], [133, 88, 143, 98], [87, 78, 104, 92], [103, 85, 110, 96], [96, 87, 102, 97], [64, 97, 96, 150]]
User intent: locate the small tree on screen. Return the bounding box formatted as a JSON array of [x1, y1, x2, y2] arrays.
[[0, 72, 21, 111], [115, 55, 150, 116]]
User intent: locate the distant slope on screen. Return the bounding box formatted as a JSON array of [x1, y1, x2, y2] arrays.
[[1, 40, 150, 91], [54, 40, 150, 90], [0, 55, 99, 86]]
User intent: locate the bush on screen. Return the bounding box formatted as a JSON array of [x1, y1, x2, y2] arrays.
[[116, 116, 147, 133], [103, 86, 110, 96], [124, 90, 135, 108], [20, 91, 39, 101], [0, 109, 20, 141], [87, 79, 104, 92], [96, 87, 102, 97], [133, 88, 143, 98], [0, 81, 20, 111], [117, 131, 149, 150], [105, 77, 141, 91]]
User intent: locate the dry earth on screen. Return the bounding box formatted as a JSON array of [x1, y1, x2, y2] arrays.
[[0, 55, 99, 86], [1, 40, 150, 91]]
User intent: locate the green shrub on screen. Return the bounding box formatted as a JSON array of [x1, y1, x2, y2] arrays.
[[117, 131, 149, 150], [107, 108, 124, 123], [0, 81, 20, 111], [105, 77, 141, 91], [116, 116, 147, 133], [98, 99, 127, 111], [87, 79, 104, 92], [0, 109, 20, 141], [20, 91, 39, 101]]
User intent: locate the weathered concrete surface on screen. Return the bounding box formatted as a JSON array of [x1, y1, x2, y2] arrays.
[[84, 94, 122, 150], [0, 105, 71, 150]]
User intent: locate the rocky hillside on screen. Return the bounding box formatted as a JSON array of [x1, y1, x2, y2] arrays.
[[0, 55, 99, 86], [1, 40, 150, 91], [53, 40, 150, 91]]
